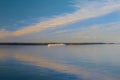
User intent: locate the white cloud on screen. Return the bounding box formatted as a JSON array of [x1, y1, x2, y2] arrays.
[[53, 30, 68, 34], [71, 22, 120, 42], [11, 0, 120, 36], [1, 22, 120, 42], [0, 29, 12, 38], [0, 0, 120, 43]]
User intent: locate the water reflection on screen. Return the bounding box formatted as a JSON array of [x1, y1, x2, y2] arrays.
[[0, 45, 120, 80], [0, 53, 79, 80], [0, 53, 9, 59], [0, 53, 116, 80]]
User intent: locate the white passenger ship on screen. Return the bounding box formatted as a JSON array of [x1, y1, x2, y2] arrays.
[[48, 44, 65, 47]]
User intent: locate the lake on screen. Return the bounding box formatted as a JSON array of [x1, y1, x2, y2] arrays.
[[0, 44, 120, 80]]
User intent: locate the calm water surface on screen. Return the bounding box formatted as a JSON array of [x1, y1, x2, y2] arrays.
[[0, 44, 120, 80]]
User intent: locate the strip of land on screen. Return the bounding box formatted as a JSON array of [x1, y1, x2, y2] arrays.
[[0, 42, 115, 45]]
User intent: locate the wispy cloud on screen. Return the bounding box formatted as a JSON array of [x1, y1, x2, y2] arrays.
[[0, 29, 11, 38], [0, 0, 120, 39], [70, 22, 120, 42], [11, 0, 120, 36], [53, 30, 68, 34]]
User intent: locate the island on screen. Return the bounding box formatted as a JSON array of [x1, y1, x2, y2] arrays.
[[0, 42, 115, 45]]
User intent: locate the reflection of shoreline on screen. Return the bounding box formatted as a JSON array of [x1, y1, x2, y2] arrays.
[[14, 54, 115, 80]]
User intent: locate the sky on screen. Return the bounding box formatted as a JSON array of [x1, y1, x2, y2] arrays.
[[0, 0, 120, 42]]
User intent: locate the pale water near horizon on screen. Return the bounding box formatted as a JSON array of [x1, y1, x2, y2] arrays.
[[0, 44, 120, 80]]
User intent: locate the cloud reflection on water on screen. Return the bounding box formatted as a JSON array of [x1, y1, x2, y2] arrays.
[[13, 53, 116, 80], [0, 50, 117, 80], [0, 53, 9, 59]]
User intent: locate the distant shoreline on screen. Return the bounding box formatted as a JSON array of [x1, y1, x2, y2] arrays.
[[0, 43, 115, 45]]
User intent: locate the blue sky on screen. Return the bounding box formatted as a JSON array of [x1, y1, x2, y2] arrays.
[[0, 0, 120, 42]]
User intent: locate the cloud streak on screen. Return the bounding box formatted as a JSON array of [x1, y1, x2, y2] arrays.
[[0, 0, 120, 39], [68, 21, 120, 42], [11, 0, 120, 36], [0, 29, 11, 38]]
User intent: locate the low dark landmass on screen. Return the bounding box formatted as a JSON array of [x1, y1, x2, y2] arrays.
[[0, 42, 115, 45]]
